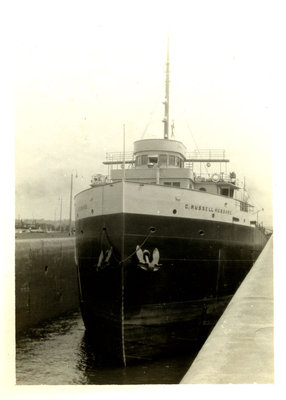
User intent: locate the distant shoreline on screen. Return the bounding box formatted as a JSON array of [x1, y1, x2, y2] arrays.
[[15, 231, 74, 240]]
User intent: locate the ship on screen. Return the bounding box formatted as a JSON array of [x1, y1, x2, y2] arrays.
[[74, 43, 268, 365]]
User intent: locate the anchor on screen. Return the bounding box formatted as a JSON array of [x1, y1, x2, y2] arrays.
[[96, 247, 113, 270], [136, 246, 162, 271]]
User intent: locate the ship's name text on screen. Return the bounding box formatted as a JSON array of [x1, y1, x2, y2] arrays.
[[185, 203, 232, 215]]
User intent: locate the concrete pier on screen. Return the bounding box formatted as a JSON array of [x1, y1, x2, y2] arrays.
[[16, 237, 80, 334], [181, 236, 273, 384]]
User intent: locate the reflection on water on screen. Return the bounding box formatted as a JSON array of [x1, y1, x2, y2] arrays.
[[16, 312, 200, 385]]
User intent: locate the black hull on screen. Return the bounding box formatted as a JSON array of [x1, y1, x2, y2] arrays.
[[75, 213, 267, 364]]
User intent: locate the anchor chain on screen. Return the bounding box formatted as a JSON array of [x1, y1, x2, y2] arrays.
[[96, 226, 156, 269]]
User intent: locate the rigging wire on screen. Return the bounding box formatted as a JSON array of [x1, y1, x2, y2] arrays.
[[246, 188, 265, 212], [177, 96, 209, 175], [141, 94, 162, 139], [176, 94, 231, 178]]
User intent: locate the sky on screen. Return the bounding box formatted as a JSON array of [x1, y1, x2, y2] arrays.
[[14, 0, 274, 227]]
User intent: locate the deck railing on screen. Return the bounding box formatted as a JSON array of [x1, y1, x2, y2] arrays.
[[105, 152, 134, 163], [193, 173, 241, 185], [104, 149, 228, 165], [185, 149, 227, 160]]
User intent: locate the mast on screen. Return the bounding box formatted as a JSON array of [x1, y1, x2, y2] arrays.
[[69, 173, 73, 235], [163, 37, 170, 139], [122, 124, 126, 182], [59, 196, 62, 232]]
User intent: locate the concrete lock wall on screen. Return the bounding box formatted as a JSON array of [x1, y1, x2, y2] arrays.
[[180, 235, 273, 384], [15, 237, 80, 334]]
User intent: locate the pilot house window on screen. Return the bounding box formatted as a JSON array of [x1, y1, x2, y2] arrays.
[[141, 155, 148, 165], [148, 156, 158, 165], [175, 157, 181, 167], [135, 155, 148, 166], [159, 154, 167, 166]]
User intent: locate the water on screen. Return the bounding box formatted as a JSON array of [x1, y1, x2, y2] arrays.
[[16, 312, 200, 385]]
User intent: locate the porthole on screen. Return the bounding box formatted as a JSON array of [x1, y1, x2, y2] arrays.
[[149, 226, 156, 233], [173, 209, 177, 214], [91, 209, 94, 214], [199, 230, 205, 236]]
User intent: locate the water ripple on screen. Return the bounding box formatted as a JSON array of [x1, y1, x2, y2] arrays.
[[16, 312, 199, 385]]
